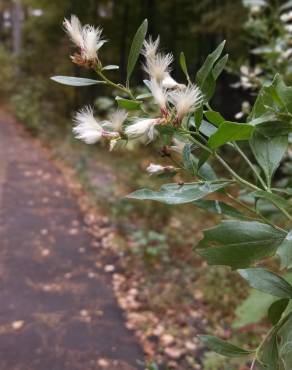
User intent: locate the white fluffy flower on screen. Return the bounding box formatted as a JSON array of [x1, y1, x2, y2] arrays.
[[63, 15, 105, 62], [73, 106, 103, 144], [162, 74, 182, 89], [168, 84, 203, 121], [146, 163, 175, 175], [285, 24, 292, 33], [63, 15, 84, 48], [82, 25, 105, 61], [281, 11, 292, 23], [144, 52, 173, 83], [142, 36, 160, 61], [148, 79, 167, 110], [108, 109, 128, 131], [125, 118, 159, 141]]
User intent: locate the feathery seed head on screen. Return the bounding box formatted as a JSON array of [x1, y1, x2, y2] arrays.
[[142, 36, 160, 61], [63, 15, 84, 48], [73, 106, 103, 144], [144, 52, 173, 83], [168, 84, 203, 122], [109, 109, 128, 132], [125, 118, 160, 142], [148, 79, 167, 111], [63, 15, 106, 66]]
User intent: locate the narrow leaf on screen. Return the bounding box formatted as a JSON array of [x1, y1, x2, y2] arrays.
[[198, 335, 253, 357], [213, 54, 229, 80], [51, 76, 105, 87], [180, 52, 190, 82], [126, 181, 230, 205], [102, 65, 119, 71], [126, 19, 148, 84]]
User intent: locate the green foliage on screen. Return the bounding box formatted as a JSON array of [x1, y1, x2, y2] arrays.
[[126, 19, 148, 85], [198, 335, 253, 357], [127, 181, 230, 205], [51, 76, 105, 86], [197, 221, 285, 269], [238, 268, 292, 298]]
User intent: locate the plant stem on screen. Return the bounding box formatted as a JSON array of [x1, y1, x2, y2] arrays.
[[97, 70, 135, 99], [226, 192, 286, 232], [179, 129, 261, 191], [214, 153, 260, 191], [232, 142, 268, 190]]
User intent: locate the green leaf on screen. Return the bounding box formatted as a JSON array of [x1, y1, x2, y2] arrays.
[[126, 19, 148, 84], [258, 328, 280, 370], [198, 335, 253, 357], [204, 111, 225, 126], [193, 200, 246, 219], [249, 75, 292, 120], [250, 131, 288, 186], [115, 96, 142, 111], [199, 120, 217, 137], [194, 106, 203, 129], [234, 289, 277, 329], [179, 52, 190, 82], [196, 41, 226, 87], [126, 181, 230, 205], [268, 299, 289, 325], [213, 54, 229, 80], [278, 313, 292, 369], [102, 65, 119, 71], [136, 93, 152, 100], [253, 190, 291, 210], [197, 221, 286, 269], [277, 231, 292, 269], [238, 268, 292, 298], [208, 122, 253, 148], [51, 76, 105, 87], [182, 145, 217, 180]]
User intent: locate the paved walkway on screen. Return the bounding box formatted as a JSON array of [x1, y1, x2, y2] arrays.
[[0, 113, 144, 370]]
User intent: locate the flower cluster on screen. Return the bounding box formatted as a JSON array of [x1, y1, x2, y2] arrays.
[[61, 15, 203, 159], [63, 15, 106, 67]]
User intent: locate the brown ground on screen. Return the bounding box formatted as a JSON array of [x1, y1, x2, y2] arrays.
[[0, 113, 144, 370]]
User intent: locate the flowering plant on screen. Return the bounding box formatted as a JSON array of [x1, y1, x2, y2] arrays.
[[52, 15, 292, 369]]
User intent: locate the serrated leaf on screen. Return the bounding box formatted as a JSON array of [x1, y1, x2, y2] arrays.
[[126, 19, 148, 84], [238, 268, 292, 298], [198, 335, 253, 357], [126, 181, 230, 205], [115, 96, 142, 111], [268, 299, 289, 325], [196, 221, 286, 269], [51, 76, 105, 86], [208, 122, 253, 148], [250, 131, 288, 186]]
